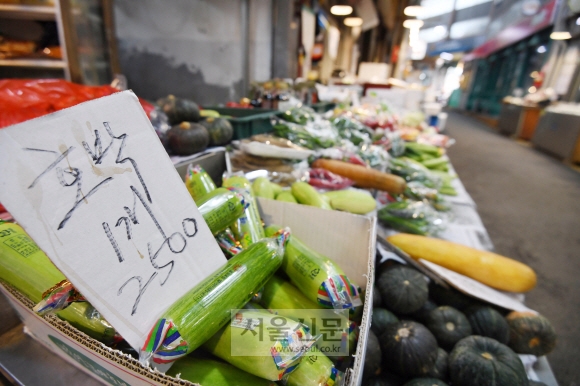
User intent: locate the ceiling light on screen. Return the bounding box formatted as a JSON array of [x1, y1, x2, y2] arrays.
[[576, 17, 580, 25], [344, 17, 363, 27], [536, 45, 546, 53], [404, 5, 423, 16], [440, 52, 454, 61], [528, 86, 537, 93], [403, 19, 424, 28], [434, 25, 447, 34], [330, 5, 353, 16], [550, 31, 571, 40]]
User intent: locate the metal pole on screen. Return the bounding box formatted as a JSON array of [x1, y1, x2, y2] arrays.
[[241, 0, 251, 97]]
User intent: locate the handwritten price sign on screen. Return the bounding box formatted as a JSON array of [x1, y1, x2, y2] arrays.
[[0, 91, 226, 350]]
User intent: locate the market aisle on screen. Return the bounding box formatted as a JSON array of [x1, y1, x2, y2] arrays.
[[445, 112, 580, 386]]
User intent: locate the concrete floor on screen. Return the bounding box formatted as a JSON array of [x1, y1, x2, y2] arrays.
[[445, 112, 580, 386]]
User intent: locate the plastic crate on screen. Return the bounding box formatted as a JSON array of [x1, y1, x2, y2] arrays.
[[203, 107, 281, 140]]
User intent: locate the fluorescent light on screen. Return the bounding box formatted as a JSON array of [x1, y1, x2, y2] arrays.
[[440, 52, 454, 61], [537, 45, 547, 54], [404, 5, 423, 16], [434, 25, 447, 34], [550, 31, 572, 40], [330, 5, 353, 16], [344, 17, 363, 27], [576, 17, 580, 26], [403, 19, 424, 28], [528, 86, 537, 93]]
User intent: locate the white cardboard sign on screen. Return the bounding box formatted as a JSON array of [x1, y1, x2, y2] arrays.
[[0, 91, 227, 350]]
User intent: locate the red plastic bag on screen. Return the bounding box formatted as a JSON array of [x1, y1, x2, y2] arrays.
[[0, 79, 154, 129]]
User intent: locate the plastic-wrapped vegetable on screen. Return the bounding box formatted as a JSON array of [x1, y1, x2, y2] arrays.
[[331, 116, 373, 146], [272, 119, 335, 149], [198, 189, 245, 235], [203, 310, 316, 381], [264, 226, 362, 310], [185, 164, 217, 202], [307, 168, 354, 190], [281, 106, 317, 125], [140, 234, 286, 366], [222, 175, 266, 248], [283, 347, 345, 386], [0, 221, 116, 343], [377, 201, 445, 236]]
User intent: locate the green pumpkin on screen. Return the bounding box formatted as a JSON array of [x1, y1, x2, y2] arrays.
[[449, 336, 528, 386], [426, 348, 448, 382], [379, 321, 438, 378], [466, 306, 510, 345], [377, 265, 428, 314], [157, 94, 201, 124], [167, 122, 210, 156], [403, 378, 449, 386], [426, 306, 472, 350], [200, 117, 234, 146], [506, 311, 557, 356], [428, 282, 482, 311], [371, 307, 399, 337], [408, 299, 438, 324], [363, 329, 383, 381]]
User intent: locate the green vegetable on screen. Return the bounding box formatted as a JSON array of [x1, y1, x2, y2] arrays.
[[0, 221, 116, 343], [291, 182, 331, 210], [270, 182, 283, 197], [276, 190, 298, 203], [185, 164, 217, 202], [223, 175, 266, 247], [163, 237, 284, 356], [167, 355, 275, 386], [285, 347, 343, 386], [252, 177, 275, 199], [198, 189, 245, 234], [322, 190, 376, 214], [425, 306, 472, 350], [376, 265, 428, 314]]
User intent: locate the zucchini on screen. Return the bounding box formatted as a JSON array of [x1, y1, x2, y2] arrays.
[[185, 164, 217, 202], [291, 182, 332, 210], [203, 310, 314, 381], [223, 175, 266, 247], [167, 354, 276, 386], [322, 189, 376, 214], [0, 221, 116, 343], [284, 347, 344, 386], [252, 177, 276, 199], [276, 190, 298, 203], [198, 189, 245, 235], [264, 225, 362, 310], [141, 236, 285, 365]]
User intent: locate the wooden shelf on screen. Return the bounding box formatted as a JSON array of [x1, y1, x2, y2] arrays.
[[0, 3, 56, 21], [0, 58, 66, 69]]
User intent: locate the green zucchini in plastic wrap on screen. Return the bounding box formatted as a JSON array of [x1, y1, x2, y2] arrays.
[[167, 355, 276, 386], [198, 189, 245, 235], [185, 164, 217, 202], [260, 275, 357, 355], [203, 310, 316, 381], [284, 346, 344, 386], [264, 225, 362, 311], [140, 234, 286, 366], [222, 175, 266, 248], [0, 221, 116, 344]]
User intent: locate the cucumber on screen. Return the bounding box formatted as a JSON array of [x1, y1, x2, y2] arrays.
[[167, 354, 275, 386], [185, 164, 217, 202], [198, 189, 245, 234], [252, 177, 275, 199], [322, 189, 376, 214], [203, 310, 313, 381], [143, 236, 284, 364], [264, 225, 362, 310], [285, 347, 344, 386], [291, 182, 332, 210], [0, 221, 116, 343], [223, 175, 266, 247], [276, 190, 298, 203]]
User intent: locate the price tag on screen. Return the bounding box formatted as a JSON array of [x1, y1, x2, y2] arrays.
[[0, 91, 227, 350]]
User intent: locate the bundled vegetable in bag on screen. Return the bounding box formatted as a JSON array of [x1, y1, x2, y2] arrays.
[[139, 232, 287, 366], [264, 226, 362, 310], [378, 200, 445, 236], [197, 188, 246, 235], [185, 164, 217, 202]]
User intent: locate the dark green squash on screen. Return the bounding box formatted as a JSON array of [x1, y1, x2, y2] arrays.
[[200, 117, 234, 146], [157, 95, 201, 124], [506, 311, 557, 356], [407, 299, 438, 324], [373, 286, 383, 308], [426, 348, 448, 382], [449, 336, 528, 386], [364, 329, 382, 381], [167, 122, 210, 156], [466, 306, 510, 345], [428, 281, 482, 311], [379, 321, 438, 378], [372, 307, 399, 336], [403, 378, 449, 386], [426, 306, 472, 350], [377, 265, 428, 314]]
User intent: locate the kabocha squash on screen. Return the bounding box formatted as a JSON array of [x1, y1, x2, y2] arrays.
[[380, 321, 438, 378], [377, 265, 428, 314], [426, 348, 449, 382], [200, 117, 234, 146], [167, 122, 209, 156], [157, 94, 201, 124], [448, 336, 528, 386], [408, 299, 438, 324], [387, 233, 537, 293], [506, 311, 557, 356], [428, 281, 482, 311], [364, 329, 382, 380], [466, 306, 510, 345], [425, 306, 472, 350], [403, 378, 449, 386], [371, 307, 399, 336]]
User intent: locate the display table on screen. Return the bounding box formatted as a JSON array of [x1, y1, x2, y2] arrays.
[[532, 104, 580, 163]]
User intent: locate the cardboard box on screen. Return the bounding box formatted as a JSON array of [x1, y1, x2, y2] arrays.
[[0, 198, 376, 386]]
